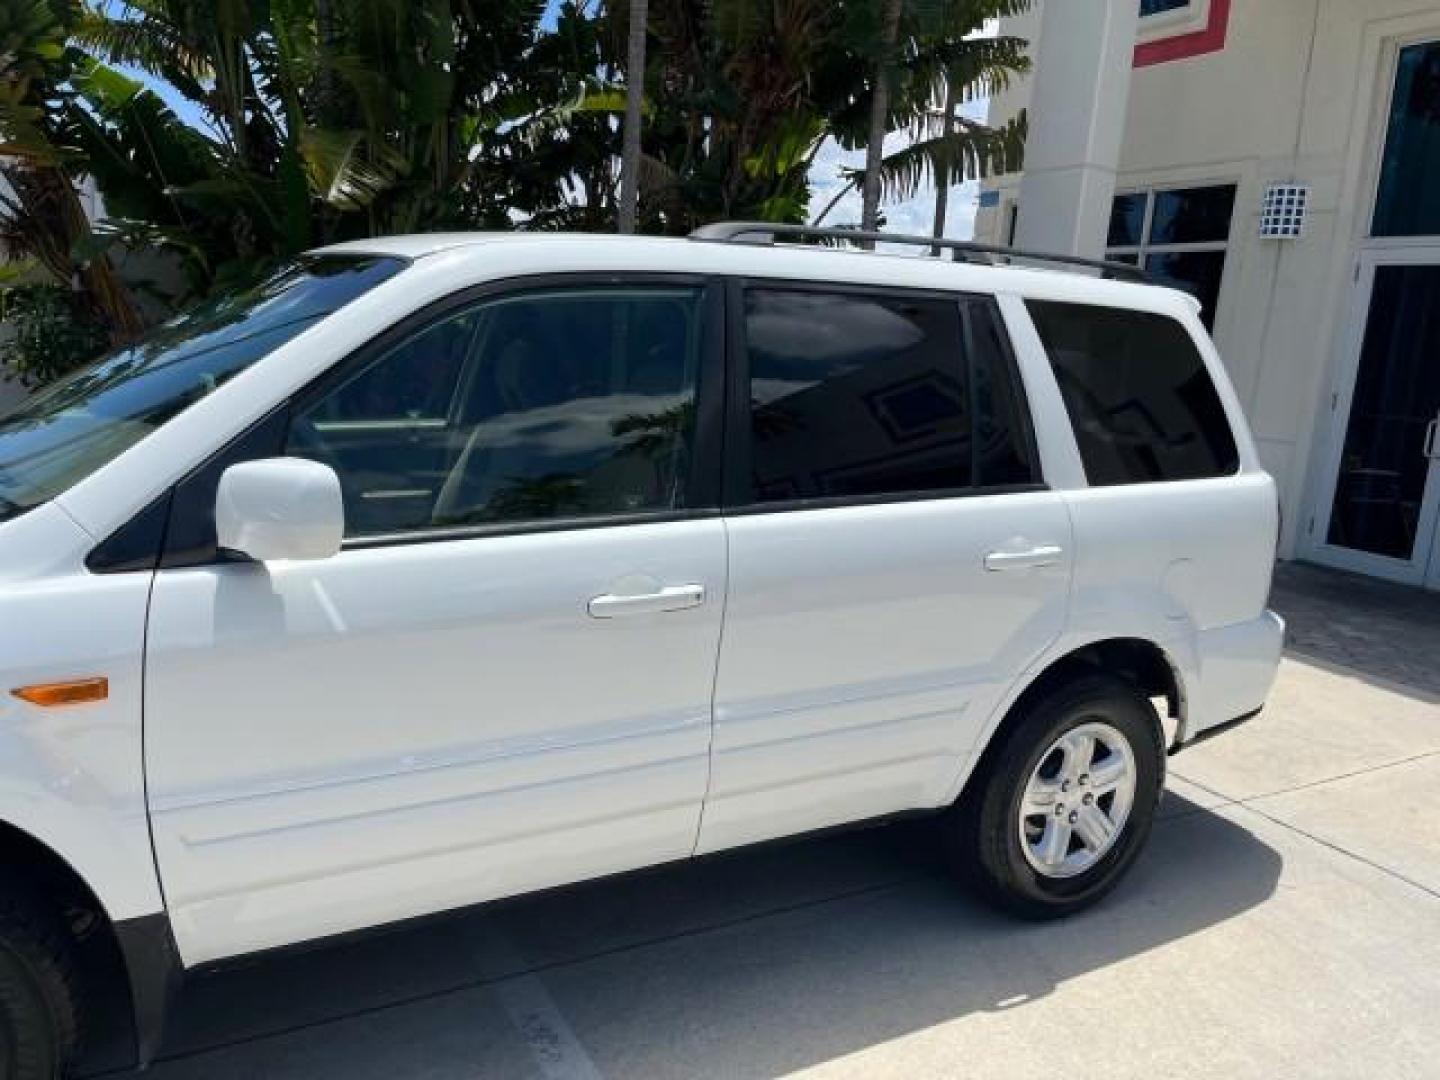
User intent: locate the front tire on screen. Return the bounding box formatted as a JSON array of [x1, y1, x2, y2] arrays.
[[0, 895, 80, 1080], [952, 673, 1164, 919]]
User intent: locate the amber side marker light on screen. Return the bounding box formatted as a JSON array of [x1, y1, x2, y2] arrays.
[[11, 678, 109, 707]]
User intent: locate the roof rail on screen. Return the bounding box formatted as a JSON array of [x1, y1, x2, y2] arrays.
[[689, 221, 1152, 284]]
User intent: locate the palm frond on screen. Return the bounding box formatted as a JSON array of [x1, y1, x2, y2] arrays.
[[298, 127, 410, 210], [847, 112, 1028, 203], [70, 10, 213, 86]]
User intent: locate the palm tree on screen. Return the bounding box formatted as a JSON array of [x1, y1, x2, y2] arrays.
[[931, 80, 957, 251], [73, 0, 586, 282], [636, 0, 833, 231], [817, 1, 1031, 239], [617, 0, 649, 233], [860, 0, 905, 237]]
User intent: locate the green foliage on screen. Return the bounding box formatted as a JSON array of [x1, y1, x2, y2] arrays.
[[611, 0, 1032, 232], [0, 282, 110, 385], [1, 0, 1034, 386]]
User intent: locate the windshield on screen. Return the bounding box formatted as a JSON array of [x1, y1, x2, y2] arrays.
[[0, 255, 404, 524]]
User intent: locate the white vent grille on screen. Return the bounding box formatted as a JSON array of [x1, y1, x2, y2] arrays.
[[1260, 183, 1309, 240]]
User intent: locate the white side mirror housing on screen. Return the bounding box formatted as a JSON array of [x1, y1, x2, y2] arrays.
[[215, 458, 344, 562]]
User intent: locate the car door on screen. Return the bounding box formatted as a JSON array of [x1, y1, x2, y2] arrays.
[[144, 277, 727, 965], [698, 282, 1074, 855]]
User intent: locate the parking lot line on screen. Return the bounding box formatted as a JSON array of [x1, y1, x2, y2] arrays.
[[472, 919, 605, 1080]]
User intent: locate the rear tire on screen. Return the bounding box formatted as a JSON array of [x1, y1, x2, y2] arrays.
[[951, 673, 1164, 919], [0, 895, 80, 1080]]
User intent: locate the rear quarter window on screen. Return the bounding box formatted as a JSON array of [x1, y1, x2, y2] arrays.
[[1026, 300, 1239, 486]]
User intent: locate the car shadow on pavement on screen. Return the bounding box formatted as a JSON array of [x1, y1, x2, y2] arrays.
[[85, 791, 1281, 1079]]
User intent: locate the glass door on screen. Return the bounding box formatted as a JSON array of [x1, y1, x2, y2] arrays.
[[1312, 251, 1440, 586]]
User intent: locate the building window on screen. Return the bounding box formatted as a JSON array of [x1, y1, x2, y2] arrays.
[[1373, 40, 1440, 238], [1106, 184, 1237, 329], [1140, 0, 1190, 15]]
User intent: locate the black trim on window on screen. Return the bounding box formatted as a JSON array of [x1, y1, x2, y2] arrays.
[[720, 483, 1050, 519], [720, 275, 1047, 514], [689, 281, 727, 510], [86, 489, 173, 574], [342, 507, 725, 550], [962, 293, 1044, 484], [721, 277, 752, 509]]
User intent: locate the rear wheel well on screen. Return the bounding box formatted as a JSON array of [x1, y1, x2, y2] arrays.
[[1032, 639, 1181, 728], [967, 639, 1181, 800], [0, 822, 136, 1068]]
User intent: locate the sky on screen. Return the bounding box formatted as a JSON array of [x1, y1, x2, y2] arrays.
[[124, 5, 992, 242], [805, 95, 992, 241]]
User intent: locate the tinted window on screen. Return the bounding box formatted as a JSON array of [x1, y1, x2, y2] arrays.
[[1108, 193, 1147, 248], [0, 256, 402, 523], [1374, 41, 1440, 238], [1148, 186, 1236, 245], [1027, 301, 1239, 486], [289, 288, 705, 537], [1144, 250, 1226, 326], [1105, 185, 1236, 330], [743, 288, 1036, 504], [311, 314, 475, 423]]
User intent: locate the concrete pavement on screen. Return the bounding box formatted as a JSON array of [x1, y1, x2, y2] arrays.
[[82, 567, 1440, 1079]]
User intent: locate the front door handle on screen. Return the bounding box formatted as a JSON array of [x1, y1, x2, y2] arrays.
[[984, 545, 1065, 572], [588, 584, 706, 619], [1425, 418, 1440, 460]]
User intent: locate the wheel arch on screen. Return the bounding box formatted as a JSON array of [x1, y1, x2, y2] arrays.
[[0, 818, 178, 1068], [954, 636, 1187, 806]]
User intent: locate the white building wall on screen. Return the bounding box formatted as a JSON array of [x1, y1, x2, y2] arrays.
[[979, 0, 1440, 560]]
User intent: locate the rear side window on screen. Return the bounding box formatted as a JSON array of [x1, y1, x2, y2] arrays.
[[741, 288, 1037, 504], [1026, 301, 1239, 486]]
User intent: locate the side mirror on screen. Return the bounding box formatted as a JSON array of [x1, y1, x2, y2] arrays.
[[215, 458, 344, 562]]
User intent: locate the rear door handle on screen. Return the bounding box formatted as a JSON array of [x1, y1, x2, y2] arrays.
[[588, 584, 706, 619], [984, 546, 1065, 572]]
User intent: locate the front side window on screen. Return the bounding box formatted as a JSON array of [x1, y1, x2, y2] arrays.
[[1140, 0, 1190, 15], [288, 287, 705, 537], [741, 287, 1037, 505], [0, 256, 404, 525], [1027, 300, 1239, 486], [1106, 184, 1236, 328]]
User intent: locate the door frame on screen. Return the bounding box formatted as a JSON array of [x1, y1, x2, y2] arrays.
[[1304, 245, 1440, 587]]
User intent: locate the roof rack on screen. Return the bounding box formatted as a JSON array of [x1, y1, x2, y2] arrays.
[[689, 221, 1152, 284]]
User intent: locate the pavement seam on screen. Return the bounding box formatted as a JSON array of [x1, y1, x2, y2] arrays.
[[1167, 773, 1440, 903], [1228, 800, 1440, 902], [471, 919, 605, 1080], [1171, 746, 1440, 811]]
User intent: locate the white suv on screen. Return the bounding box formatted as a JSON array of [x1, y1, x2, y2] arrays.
[[0, 225, 1283, 1076]]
